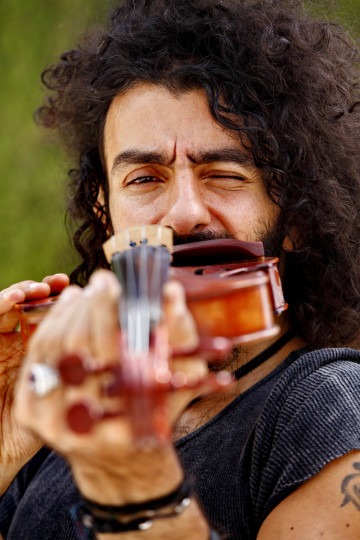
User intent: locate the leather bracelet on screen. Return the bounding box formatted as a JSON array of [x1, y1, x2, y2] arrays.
[[75, 495, 191, 533], [81, 474, 191, 518], [72, 475, 192, 536]]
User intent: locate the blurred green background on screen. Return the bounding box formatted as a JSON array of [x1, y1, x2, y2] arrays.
[[0, 0, 359, 290]]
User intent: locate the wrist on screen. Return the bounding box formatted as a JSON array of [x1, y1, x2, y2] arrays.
[[71, 445, 183, 505]]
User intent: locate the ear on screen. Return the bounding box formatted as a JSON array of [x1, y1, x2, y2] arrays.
[[97, 184, 106, 206], [94, 185, 112, 236], [94, 185, 105, 217], [282, 227, 298, 251]]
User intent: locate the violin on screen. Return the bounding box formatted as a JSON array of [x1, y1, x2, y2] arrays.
[[16, 226, 287, 446]]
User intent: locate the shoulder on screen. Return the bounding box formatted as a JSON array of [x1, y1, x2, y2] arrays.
[[250, 348, 360, 530], [258, 347, 360, 431], [257, 449, 360, 539]]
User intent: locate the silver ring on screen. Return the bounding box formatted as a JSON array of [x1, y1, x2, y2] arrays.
[[28, 363, 61, 398]]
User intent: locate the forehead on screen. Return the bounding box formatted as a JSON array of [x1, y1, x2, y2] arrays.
[[103, 83, 247, 169]]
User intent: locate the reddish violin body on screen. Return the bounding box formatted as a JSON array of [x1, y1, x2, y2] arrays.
[[171, 239, 286, 344]]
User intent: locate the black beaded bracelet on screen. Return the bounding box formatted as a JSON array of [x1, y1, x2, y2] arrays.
[[72, 475, 192, 536]]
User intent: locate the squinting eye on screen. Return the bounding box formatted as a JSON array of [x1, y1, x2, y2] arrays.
[[210, 175, 246, 181], [207, 175, 248, 185], [205, 174, 250, 190], [128, 176, 159, 185]]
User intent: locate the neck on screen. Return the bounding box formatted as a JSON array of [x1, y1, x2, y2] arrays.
[[173, 316, 307, 441], [211, 314, 306, 392]]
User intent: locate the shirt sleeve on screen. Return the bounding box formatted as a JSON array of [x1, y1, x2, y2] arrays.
[[249, 348, 360, 534], [0, 447, 51, 537]]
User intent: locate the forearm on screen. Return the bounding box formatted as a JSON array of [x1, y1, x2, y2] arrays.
[[0, 439, 44, 497], [0, 464, 19, 496], [0, 458, 31, 496]]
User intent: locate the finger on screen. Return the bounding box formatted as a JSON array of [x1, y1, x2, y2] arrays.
[[0, 288, 25, 317], [42, 273, 70, 294], [1, 281, 51, 301], [163, 281, 199, 351], [54, 284, 82, 306], [87, 271, 121, 365], [13, 280, 124, 450], [19, 288, 100, 440], [171, 355, 208, 381], [0, 285, 50, 333], [14, 356, 70, 445], [29, 285, 82, 352]]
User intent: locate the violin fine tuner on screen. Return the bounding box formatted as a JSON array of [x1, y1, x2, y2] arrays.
[[103, 225, 173, 263]]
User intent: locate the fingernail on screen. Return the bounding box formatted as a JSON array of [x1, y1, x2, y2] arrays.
[[29, 283, 45, 290], [83, 286, 94, 297], [3, 291, 16, 299], [90, 274, 108, 293], [58, 288, 76, 303]]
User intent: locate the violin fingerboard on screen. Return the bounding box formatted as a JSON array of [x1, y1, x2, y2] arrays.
[[111, 244, 171, 331]]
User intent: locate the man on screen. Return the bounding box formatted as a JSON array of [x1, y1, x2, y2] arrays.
[[0, 0, 360, 538]]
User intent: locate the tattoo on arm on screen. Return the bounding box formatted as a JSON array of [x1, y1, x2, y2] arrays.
[[340, 462, 360, 511]]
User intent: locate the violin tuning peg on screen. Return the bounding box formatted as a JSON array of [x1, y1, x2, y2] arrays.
[[58, 353, 89, 385], [58, 353, 113, 385], [67, 401, 102, 434], [67, 401, 122, 434]]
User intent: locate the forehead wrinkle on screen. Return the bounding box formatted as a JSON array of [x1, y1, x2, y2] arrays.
[[186, 147, 256, 168], [110, 145, 256, 175]]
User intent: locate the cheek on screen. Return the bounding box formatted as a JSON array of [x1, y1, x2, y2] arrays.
[[109, 195, 163, 233], [207, 190, 278, 238], [205, 191, 257, 224]]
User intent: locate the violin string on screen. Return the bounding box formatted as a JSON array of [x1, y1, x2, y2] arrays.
[[122, 226, 169, 387], [151, 227, 163, 327], [125, 230, 137, 355], [139, 225, 150, 355], [153, 227, 169, 374]]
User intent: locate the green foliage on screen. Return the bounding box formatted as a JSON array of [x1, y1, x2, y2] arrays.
[[306, 0, 360, 34], [0, 0, 108, 289], [0, 0, 359, 290]]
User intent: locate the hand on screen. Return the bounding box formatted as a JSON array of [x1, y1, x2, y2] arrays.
[[0, 273, 69, 491], [14, 270, 207, 504]]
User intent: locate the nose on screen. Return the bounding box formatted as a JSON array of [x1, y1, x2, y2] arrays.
[[160, 172, 211, 236]]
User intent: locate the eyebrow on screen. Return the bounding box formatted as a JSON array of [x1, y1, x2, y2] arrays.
[[110, 147, 255, 175]]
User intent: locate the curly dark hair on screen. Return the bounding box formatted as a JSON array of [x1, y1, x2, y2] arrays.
[[36, 0, 360, 348]]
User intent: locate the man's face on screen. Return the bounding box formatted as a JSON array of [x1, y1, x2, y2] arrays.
[[103, 83, 279, 244]]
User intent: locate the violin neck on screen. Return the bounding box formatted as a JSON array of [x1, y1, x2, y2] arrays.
[[112, 244, 171, 345], [110, 226, 173, 447]]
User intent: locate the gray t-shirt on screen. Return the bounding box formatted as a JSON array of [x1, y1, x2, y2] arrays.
[[1, 347, 360, 539]]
